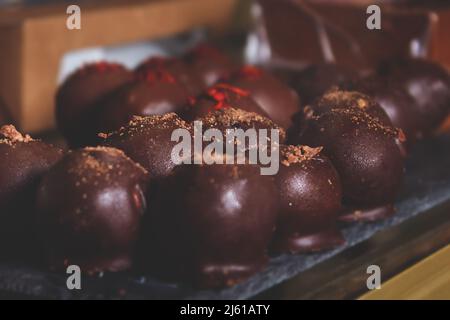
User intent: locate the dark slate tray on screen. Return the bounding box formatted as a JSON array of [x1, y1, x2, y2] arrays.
[[1, 136, 450, 300]]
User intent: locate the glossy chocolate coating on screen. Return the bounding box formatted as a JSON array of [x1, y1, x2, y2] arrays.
[[145, 160, 278, 288], [94, 70, 190, 134], [184, 44, 236, 89], [0, 125, 63, 260], [378, 58, 450, 134], [56, 62, 132, 147], [296, 107, 404, 210], [347, 75, 423, 143], [228, 66, 301, 129], [135, 56, 203, 96], [288, 64, 359, 105], [100, 113, 191, 180], [179, 83, 269, 122], [273, 145, 344, 254], [36, 147, 149, 273]]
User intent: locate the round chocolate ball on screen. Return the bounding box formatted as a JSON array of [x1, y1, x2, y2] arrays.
[[145, 159, 278, 288], [377, 58, 450, 134], [288, 89, 397, 147], [100, 113, 191, 180], [289, 63, 359, 105], [296, 107, 405, 221], [306, 89, 392, 124], [273, 145, 344, 254], [184, 43, 236, 89], [94, 69, 190, 134], [227, 66, 301, 129], [179, 83, 269, 122], [347, 75, 423, 143], [56, 62, 132, 147], [36, 147, 149, 273], [135, 56, 203, 96], [0, 125, 63, 260]]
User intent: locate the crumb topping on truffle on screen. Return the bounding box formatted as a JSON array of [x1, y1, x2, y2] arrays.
[[135, 57, 180, 85], [281, 145, 323, 166], [99, 113, 191, 139], [68, 146, 148, 183], [331, 107, 399, 137], [320, 89, 379, 113], [201, 107, 286, 138], [73, 62, 126, 78]]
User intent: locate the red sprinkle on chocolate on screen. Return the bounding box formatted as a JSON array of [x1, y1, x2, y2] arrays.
[[206, 83, 250, 110]]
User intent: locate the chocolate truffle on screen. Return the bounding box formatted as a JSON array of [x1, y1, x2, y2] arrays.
[[0, 125, 63, 260], [36, 147, 149, 273], [295, 107, 405, 222], [347, 75, 423, 143], [273, 145, 344, 253], [135, 56, 203, 96], [179, 83, 269, 121], [99, 113, 191, 180], [289, 89, 407, 156], [94, 68, 190, 134], [184, 44, 236, 88], [289, 64, 359, 105], [377, 58, 450, 134], [56, 62, 132, 147], [227, 66, 301, 128], [145, 159, 278, 288]]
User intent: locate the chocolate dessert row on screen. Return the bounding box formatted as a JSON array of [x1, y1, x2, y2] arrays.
[[0, 43, 449, 289]]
